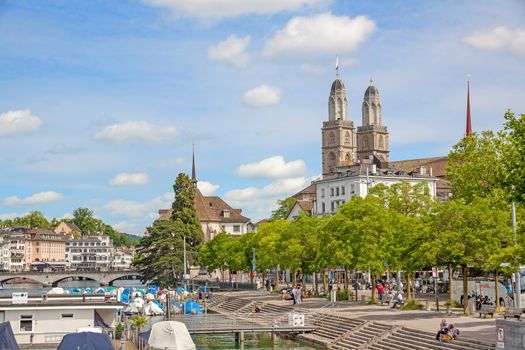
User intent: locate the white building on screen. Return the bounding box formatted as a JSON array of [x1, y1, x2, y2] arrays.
[[0, 295, 122, 345], [2, 233, 25, 272], [65, 235, 113, 270], [110, 247, 134, 270], [314, 157, 437, 215]]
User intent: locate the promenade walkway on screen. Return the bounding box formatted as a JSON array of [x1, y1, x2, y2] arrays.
[[221, 290, 498, 344]]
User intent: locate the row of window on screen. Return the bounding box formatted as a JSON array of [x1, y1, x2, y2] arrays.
[[320, 184, 356, 198], [66, 242, 108, 247], [320, 200, 346, 214]]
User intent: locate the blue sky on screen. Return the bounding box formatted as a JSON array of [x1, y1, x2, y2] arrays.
[[1, 0, 524, 233]]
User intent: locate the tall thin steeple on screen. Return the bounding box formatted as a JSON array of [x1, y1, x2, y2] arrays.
[[466, 79, 472, 136], [191, 143, 197, 189]]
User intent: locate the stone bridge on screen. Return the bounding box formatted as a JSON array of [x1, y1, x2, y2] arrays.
[[0, 270, 142, 287]]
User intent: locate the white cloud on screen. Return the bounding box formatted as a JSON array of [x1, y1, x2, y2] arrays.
[[242, 85, 282, 108], [47, 143, 82, 155], [223, 177, 309, 219], [0, 213, 20, 221], [0, 109, 42, 137], [2, 191, 63, 206], [143, 0, 326, 21], [109, 172, 150, 186], [463, 26, 525, 59], [93, 121, 177, 142], [104, 192, 172, 219], [263, 12, 376, 58], [208, 35, 251, 68], [58, 213, 74, 220], [235, 156, 307, 179], [197, 181, 219, 195]]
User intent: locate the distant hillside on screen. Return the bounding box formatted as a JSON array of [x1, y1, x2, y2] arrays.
[[124, 233, 141, 242]]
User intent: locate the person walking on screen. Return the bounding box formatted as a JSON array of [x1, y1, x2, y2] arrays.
[[377, 282, 384, 303], [291, 286, 297, 305], [296, 286, 302, 305]]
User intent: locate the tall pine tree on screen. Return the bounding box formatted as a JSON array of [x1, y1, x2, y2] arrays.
[[134, 173, 203, 286]]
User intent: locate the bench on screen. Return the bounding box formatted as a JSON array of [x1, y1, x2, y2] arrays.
[[479, 305, 496, 318], [503, 307, 523, 320]]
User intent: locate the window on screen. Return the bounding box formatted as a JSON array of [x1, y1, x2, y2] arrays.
[[222, 210, 230, 218], [341, 186, 345, 195], [233, 225, 240, 233], [345, 131, 350, 144], [329, 132, 335, 145], [321, 203, 326, 213], [330, 188, 334, 197], [321, 189, 325, 198], [336, 187, 340, 196], [351, 184, 355, 193], [330, 202, 335, 212], [61, 314, 74, 318], [20, 315, 32, 332]]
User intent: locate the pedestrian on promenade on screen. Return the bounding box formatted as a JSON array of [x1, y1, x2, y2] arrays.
[[391, 291, 403, 309], [291, 286, 297, 305], [377, 282, 384, 303], [296, 285, 302, 305]]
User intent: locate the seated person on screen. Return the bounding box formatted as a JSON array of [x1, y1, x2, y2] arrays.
[[435, 319, 448, 341], [391, 292, 404, 308], [448, 324, 459, 340]]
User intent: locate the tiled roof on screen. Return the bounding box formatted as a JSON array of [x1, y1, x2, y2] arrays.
[[65, 223, 81, 232], [389, 156, 448, 177], [159, 189, 250, 224], [296, 200, 313, 212], [292, 183, 316, 198]]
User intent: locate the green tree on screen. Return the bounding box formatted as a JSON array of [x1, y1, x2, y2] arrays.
[[133, 219, 185, 286], [501, 111, 525, 203], [13, 211, 50, 228], [270, 197, 296, 220], [171, 173, 203, 264], [72, 208, 97, 235], [428, 198, 511, 315]]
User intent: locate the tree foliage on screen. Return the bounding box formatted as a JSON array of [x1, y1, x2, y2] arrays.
[[270, 197, 297, 220]]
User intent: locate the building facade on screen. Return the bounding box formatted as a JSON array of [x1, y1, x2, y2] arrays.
[[110, 247, 134, 270], [65, 235, 113, 270], [23, 228, 66, 270]]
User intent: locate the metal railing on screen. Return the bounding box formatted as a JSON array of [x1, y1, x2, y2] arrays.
[[169, 312, 317, 334]]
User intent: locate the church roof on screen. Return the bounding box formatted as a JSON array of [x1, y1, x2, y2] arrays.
[[159, 189, 250, 224], [364, 84, 379, 97], [330, 79, 346, 93]]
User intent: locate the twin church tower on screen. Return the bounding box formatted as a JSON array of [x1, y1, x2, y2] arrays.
[[322, 69, 389, 176]]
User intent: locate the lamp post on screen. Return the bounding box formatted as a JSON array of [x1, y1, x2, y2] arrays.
[[512, 202, 521, 308]]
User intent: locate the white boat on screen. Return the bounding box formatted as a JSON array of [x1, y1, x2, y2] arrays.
[[148, 321, 196, 350]]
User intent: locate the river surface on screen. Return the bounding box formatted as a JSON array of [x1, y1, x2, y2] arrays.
[[0, 280, 145, 295], [193, 333, 317, 349]]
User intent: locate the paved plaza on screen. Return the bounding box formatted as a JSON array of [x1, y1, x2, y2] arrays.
[[228, 290, 498, 343]]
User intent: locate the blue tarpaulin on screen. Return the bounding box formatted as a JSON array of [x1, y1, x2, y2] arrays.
[[0, 321, 20, 350], [185, 300, 203, 314], [58, 332, 113, 350]]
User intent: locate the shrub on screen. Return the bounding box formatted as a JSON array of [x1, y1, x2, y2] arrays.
[[401, 300, 424, 310]]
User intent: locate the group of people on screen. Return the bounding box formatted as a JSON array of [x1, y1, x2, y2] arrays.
[[377, 282, 404, 308], [435, 319, 459, 342]]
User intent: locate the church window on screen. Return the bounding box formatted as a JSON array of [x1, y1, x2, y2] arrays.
[[321, 189, 325, 198], [345, 131, 350, 144], [341, 186, 345, 195], [329, 132, 335, 145], [364, 136, 369, 149], [337, 98, 343, 119], [378, 135, 384, 149]]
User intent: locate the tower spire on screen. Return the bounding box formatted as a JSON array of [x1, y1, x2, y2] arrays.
[[335, 55, 339, 79], [191, 143, 197, 188], [466, 79, 472, 136]]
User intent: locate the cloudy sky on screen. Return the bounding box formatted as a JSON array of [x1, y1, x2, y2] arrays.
[[1, 0, 524, 233]]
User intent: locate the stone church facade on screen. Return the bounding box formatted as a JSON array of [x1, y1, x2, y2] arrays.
[[322, 75, 389, 177]]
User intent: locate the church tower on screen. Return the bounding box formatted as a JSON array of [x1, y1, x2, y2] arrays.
[[356, 79, 389, 162], [321, 68, 357, 176]]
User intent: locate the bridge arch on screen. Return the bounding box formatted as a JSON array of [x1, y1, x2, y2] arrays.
[[0, 276, 43, 285], [51, 275, 98, 287], [108, 273, 143, 286]]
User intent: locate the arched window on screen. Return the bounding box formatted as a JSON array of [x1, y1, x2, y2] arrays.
[[329, 132, 335, 145], [337, 98, 343, 119], [329, 152, 336, 173], [329, 97, 335, 120], [345, 131, 351, 144]]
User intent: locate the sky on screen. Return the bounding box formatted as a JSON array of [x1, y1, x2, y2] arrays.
[[1, 0, 524, 234]]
